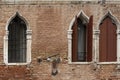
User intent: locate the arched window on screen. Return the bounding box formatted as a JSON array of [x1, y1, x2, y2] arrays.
[[8, 15, 27, 63], [4, 12, 32, 65], [68, 11, 93, 63], [99, 16, 117, 62]]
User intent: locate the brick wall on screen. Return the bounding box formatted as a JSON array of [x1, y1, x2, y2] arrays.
[[0, 2, 120, 80]]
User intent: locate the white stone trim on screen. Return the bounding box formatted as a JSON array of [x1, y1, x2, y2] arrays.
[[93, 30, 100, 63], [98, 62, 119, 65], [26, 30, 32, 64], [67, 30, 72, 64], [77, 10, 89, 23], [68, 10, 92, 64], [4, 12, 32, 65], [4, 31, 8, 65], [68, 62, 91, 65], [117, 30, 120, 63], [97, 10, 120, 30], [96, 10, 120, 64]]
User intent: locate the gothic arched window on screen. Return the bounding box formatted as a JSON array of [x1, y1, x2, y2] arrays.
[[8, 15, 27, 63], [99, 16, 117, 62], [71, 12, 93, 62], [4, 12, 32, 65]]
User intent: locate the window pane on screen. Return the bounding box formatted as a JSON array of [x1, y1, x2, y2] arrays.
[[77, 20, 86, 61]]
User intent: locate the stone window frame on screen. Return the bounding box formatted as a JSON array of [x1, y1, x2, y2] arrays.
[[94, 11, 120, 65], [67, 10, 92, 64], [4, 12, 32, 65]]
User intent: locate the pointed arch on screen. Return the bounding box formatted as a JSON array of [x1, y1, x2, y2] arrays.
[[5, 12, 30, 31], [77, 10, 89, 24], [97, 11, 119, 63], [4, 12, 32, 65], [97, 11, 120, 30], [68, 10, 93, 63], [68, 10, 89, 30]]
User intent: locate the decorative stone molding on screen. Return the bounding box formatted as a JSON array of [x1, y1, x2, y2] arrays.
[[93, 30, 100, 36], [67, 30, 73, 40], [4, 12, 32, 65], [116, 30, 120, 69], [68, 10, 91, 64], [96, 11, 120, 65], [93, 30, 100, 62]]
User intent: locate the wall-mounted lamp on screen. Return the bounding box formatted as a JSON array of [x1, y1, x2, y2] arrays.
[[51, 57, 61, 76], [37, 54, 61, 76]]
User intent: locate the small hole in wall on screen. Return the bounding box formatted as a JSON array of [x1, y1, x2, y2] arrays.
[[72, 68, 75, 71], [82, 4, 84, 7], [93, 68, 97, 71], [37, 58, 42, 63]]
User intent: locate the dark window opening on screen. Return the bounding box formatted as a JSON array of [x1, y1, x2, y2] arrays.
[[77, 19, 87, 61], [72, 16, 93, 62], [8, 15, 27, 63]]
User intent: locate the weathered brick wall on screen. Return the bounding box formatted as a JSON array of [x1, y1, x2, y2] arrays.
[[0, 2, 120, 80], [0, 65, 32, 80]]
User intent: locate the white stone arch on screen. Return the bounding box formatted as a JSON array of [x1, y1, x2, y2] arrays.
[[5, 12, 30, 31], [97, 10, 120, 30], [68, 10, 89, 30], [67, 10, 90, 64], [4, 12, 32, 65], [94, 10, 120, 64]]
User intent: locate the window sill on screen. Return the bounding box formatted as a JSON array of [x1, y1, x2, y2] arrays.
[[5, 62, 30, 65], [97, 62, 119, 65], [68, 61, 120, 65], [68, 61, 92, 64]]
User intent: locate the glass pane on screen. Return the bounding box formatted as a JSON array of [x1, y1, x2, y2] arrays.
[[77, 20, 86, 61]]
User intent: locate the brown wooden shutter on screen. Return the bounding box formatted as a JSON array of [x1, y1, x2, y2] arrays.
[[72, 16, 78, 62], [86, 15, 93, 62], [107, 18, 117, 61], [99, 18, 107, 62], [99, 17, 117, 62]]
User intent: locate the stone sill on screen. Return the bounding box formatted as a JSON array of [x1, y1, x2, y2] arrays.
[[4, 63, 30, 65], [98, 62, 119, 65], [68, 62, 91, 65]]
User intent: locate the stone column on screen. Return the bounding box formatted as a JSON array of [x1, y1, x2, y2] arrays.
[[67, 30, 73, 63], [93, 30, 100, 63], [117, 30, 120, 69], [26, 30, 32, 64], [93, 30, 100, 69], [4, 31, 9, 64]]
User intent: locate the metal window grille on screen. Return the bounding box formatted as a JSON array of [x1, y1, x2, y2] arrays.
[[8, 15, 27, 63]]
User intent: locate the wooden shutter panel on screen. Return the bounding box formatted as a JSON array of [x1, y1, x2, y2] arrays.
[[99, 18, 107, 62], [107, 18, 117, 61], [86, 15, 93, 62], [72, 16, 78, 62], [99, 17, 117, 62]]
